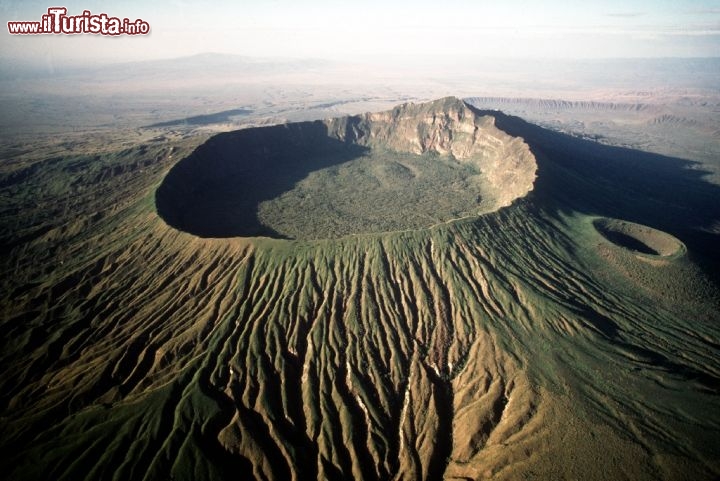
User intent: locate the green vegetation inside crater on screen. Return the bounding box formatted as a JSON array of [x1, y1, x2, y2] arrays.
[[258, 150, 489, 239]]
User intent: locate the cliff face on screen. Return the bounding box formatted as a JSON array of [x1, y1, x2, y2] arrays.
[[325, 97, 537, 208]]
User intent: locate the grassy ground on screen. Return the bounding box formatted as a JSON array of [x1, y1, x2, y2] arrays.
[[1, 104, 719, 480]]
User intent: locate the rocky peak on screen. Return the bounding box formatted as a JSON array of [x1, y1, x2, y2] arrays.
[[325, 97, 499, 159], [324, 96, 536, 208]]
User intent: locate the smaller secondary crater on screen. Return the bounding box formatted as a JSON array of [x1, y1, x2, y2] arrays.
[[593, 218, 685, 258]]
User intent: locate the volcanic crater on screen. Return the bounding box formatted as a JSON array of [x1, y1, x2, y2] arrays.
[[594, 218, 686, 258], [155, 97, 537, 239]]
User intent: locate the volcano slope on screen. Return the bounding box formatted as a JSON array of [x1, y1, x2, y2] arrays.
[[1, 97, 719, 481]]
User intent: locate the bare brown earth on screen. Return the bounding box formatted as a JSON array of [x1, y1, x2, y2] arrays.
[[0, 97, 719, 481]]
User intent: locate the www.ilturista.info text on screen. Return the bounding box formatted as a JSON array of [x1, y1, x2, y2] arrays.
[[8, 7, 150, 35]]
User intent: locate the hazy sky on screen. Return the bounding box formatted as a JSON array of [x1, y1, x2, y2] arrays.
[[2, 0, 719, 65]]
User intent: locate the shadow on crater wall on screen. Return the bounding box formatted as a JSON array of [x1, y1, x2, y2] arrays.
[[155, 121, 369, 238], [598, 229, 659, 255]]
